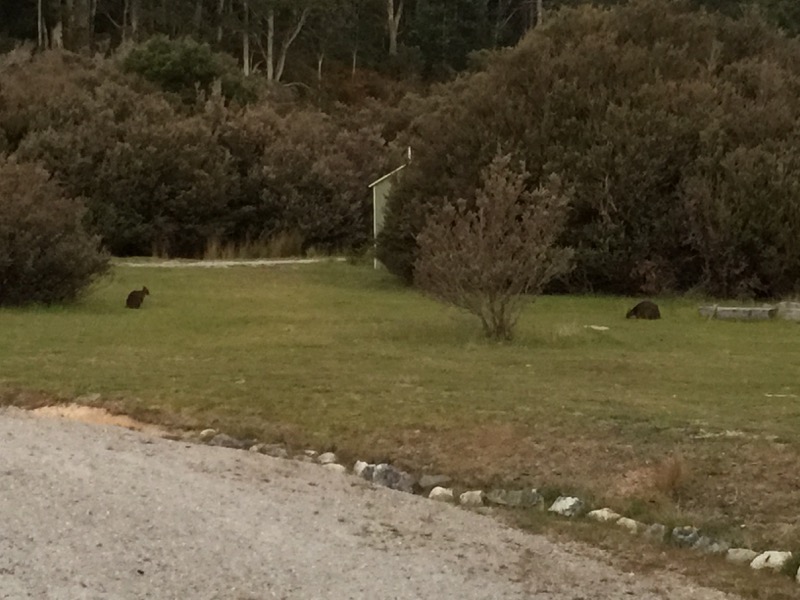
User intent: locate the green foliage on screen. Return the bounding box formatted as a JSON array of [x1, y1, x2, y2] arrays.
[[0, 51, 107, 152], [379, 0, 800, 297], [219, 104, 391, 253], [415, 153, 573, 340], [122, 36, 256, 104], [12, 61, 236, 257], [0, 158, 108, 306], [3, 51, 389, 258]]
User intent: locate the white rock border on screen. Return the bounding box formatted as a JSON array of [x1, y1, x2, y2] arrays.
[[193, 428, 800, 586]]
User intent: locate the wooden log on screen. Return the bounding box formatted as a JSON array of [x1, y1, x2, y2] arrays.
[[698, 306, 777, 321]]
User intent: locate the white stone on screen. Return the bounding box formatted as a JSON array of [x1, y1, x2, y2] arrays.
[[199, 429, 217, 442], [616, 517, 642, 534], [459, 490, 484, 507], [428, 487, 454, 502], [303, 449, 318, 459], [323, 463, 346, 474], [586, 508, 621, 523], [353, 461, 370, 477], [548, 496, 584, 517], [317, 452, 338, 465], [750, 551, 793, 571], [796, 564, 800, 584]]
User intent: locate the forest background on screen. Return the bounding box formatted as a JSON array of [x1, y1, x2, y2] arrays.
[[2, 0, 800, 298]]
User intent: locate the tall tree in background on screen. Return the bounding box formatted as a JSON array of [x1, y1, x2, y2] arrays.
[[386, 0, 402, 55], [37, 0, 46, 46], [3, 0, 800, 83], [241, 0, 251, 74], [242, 0, 314, 82], [67, 0, 93, 49], [304, 0, 353, 83]]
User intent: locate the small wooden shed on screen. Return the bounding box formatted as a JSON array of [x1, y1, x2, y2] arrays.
[[368, 152, 410, 269]]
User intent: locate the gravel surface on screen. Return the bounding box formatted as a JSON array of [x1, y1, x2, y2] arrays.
[[0, 407, 740, 600]]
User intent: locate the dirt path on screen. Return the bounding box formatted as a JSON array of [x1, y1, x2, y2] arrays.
[[0, 407, 740, 600], [117, 258, 346, 269]]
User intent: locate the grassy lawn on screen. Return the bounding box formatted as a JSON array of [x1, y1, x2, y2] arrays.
[[2, 261, 799, 559]]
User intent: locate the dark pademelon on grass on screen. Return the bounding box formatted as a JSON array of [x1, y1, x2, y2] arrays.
[[626, 300, 660, 320], [126, 286, 150, 309]]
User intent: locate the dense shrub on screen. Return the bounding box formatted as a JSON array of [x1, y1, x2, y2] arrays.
[[122, 36, 257, 105], [14, 73, 237, 257], [218, 105, 391, 252], [0, 159, 109, 306], [378, 0, 800, 297], [3, 51, 390, 258], [0, 51, 110, 152]]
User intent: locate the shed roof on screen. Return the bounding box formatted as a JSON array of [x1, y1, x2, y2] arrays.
[[368, 163, 407, 188]]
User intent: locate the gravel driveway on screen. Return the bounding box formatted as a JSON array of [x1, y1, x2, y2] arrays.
[[0, 407, 739, 600]]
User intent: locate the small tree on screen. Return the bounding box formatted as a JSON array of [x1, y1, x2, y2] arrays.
[[414, 152, 573, 340]]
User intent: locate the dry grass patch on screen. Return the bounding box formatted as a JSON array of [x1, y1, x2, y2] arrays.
[[653, 453, 691, 500]]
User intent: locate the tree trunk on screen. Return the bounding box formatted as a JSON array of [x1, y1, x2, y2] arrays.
[[129, 0, 141, 40], [351, 48, 357, 78], [51, 21, 64, 48], [242, 0, 251, 76], [492, 0, 513, 47], [62, 0, 74, 47], [316, 52, 324, 84], [37, 0, 45, 47], [160, 0, 169, 36], [48, 0, 64, 49], [194, 0, 204, 35], [216, 0, 225, 42], [266, 9, 274, 81], [122, 0, 128, 41], [526, 0, 542, 30], [386, 0, 403, 56], [274, 8, 309, 83], [70, 0, 92, 50]]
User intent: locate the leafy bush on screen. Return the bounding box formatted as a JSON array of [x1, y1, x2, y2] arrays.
[[122, 36, 256, 105], [218, 105, 391, 253], [3, 51, 392, 258], [15, 75, 237, 257], [0, 51, 109, 152], [0, 159, 108, 306], [378, 0, 800, 297], [415, 153, 573, 340]]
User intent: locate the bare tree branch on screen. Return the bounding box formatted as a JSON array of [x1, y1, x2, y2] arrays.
[[415, 152, 573, 340]]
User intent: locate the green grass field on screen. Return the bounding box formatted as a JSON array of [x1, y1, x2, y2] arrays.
[[2, 261, 799, 555]]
